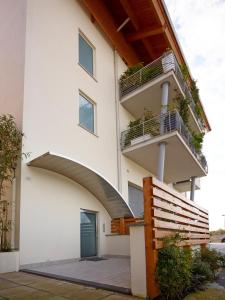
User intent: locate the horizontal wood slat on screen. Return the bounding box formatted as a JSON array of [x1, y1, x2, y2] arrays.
[[153, 188, 208, 219], [154, 229, 210, 239], [153, 198, 208, 224], [155, 239, 210, 249], [152, 177, 208, 215], [154, 219, 209, 233], [153, 208, 209, 229]]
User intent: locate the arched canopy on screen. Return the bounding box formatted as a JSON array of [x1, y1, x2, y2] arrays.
[[27, 152, 134, 219]]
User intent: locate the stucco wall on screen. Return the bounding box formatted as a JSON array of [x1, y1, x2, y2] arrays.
[[19, 0, 153, 265], [0, 0, 26, 128], [104, 235, 130, 256], [130, 225, 147, 298], [22, 0, 118, 186], [19, 168, 111, 265]]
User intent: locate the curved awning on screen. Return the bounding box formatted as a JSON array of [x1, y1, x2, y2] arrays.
[[27, 152, 134, 219]]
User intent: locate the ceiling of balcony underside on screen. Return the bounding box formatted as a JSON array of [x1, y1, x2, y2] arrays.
[[122, 132, 207, 183]]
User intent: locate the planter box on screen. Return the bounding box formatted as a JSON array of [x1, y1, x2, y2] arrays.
[[131, 134, 151, 146], [162, 53, 175, 73], [0, 251, 19, 273]]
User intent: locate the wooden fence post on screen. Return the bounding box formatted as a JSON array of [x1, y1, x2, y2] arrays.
[[143, 177, 160, 298]]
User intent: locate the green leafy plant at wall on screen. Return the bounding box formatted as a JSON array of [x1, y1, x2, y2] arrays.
[[0, 114, 28, 251], [124, 110, 159, 147], [156, 234, 192, 300]]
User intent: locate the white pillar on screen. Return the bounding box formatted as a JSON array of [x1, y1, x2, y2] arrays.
[[161, 82, 170, 115], [190, 176, 196, 201], [157, 82, 169, 181]]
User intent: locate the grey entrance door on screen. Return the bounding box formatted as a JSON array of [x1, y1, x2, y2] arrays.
[[80, 211, 97, 257]]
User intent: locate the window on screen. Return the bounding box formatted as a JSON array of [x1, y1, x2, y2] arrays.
[[79, 93, 95, 133], [79, 32, 94, 76], [128, 184, 144, 217]]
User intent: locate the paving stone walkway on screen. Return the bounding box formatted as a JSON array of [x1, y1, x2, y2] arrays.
[[0, 272, 139, 300]]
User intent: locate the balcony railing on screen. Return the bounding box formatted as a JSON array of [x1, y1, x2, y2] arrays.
[[120, 51, 205, 131], [121, 110, 208, 173]]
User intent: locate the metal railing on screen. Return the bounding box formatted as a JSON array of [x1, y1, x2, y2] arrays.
[[121, 110, 208, 173], [119, 51, 205, 131]]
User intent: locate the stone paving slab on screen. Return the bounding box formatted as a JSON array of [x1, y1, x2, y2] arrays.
[[25, 258, 130, 286], [22, 257, 131, 293], [0, 272, 138, 300]]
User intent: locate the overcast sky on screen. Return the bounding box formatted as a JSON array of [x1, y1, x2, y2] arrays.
[[165, 0, 225, 230]]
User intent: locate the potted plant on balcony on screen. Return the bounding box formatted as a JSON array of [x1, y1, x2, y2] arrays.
[[119, 63, 144, 94], [119, 62, 160, 95], [124, 110, 160, 147]]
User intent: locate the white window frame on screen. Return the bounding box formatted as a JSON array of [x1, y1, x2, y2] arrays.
[[78, 30, 96, 79], [78, 91, 97, 136]]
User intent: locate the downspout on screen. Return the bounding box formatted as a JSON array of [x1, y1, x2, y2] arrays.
[[10, 172, 16, 249], [114, 50, 122, 192]]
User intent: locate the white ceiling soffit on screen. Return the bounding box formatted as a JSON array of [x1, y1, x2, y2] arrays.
[[27, 152, 134, 219]]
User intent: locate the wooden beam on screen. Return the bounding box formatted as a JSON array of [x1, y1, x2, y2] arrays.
[[120, 0, 139, 30], [80, 0, 139, 66], [119, 0, 155, 61], [142, 39, 155, 60], [126, 26, 165, 42]]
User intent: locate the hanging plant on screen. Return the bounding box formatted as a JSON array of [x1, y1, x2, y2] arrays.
[[180, 64, 189, 81], [191, 131, 205, 153], [170, 95, 190, 127]]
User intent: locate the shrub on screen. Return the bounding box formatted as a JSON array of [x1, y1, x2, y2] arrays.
[[156, 237, 192, 300], [200, 248, 221, 277]]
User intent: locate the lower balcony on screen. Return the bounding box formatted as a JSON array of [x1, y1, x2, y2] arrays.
[[121, 110, 207, 183]]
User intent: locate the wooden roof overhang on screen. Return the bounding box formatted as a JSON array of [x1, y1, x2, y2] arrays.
[[79, 0, 211, 131]]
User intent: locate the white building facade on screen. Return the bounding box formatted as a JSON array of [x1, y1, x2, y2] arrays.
[[0, 0, 210, 270]]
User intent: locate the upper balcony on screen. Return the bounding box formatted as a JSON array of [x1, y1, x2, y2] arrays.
[[119, 51, 205, 133], [121, 110, 207, 184]]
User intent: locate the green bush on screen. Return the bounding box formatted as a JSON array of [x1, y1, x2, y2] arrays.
[[156, 235, 225, 300], [191, 255, 214, 287], [200, 248, 221, 277], [156, 242, 192, 300]]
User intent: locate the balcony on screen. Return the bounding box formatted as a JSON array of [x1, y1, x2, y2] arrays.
[[121, 110, 207, 183], [119, 51, 205, 133]]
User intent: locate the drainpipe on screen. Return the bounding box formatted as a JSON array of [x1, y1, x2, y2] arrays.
[[157, 81, 169, 182], [190, 176, 196, 201], [10, 172, 16, 249], [114, 50, 122, 192]]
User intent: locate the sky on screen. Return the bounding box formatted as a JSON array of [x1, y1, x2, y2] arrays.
[[164, 0, 225, 230]]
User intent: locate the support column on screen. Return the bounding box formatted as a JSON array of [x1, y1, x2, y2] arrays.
[[157, 82, 169, 182], [190, 176, 196, 201]]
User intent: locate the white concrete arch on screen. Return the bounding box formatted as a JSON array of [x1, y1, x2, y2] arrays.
[[27, 152, 134, 219]]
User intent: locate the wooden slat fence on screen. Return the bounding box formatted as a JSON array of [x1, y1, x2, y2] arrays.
[[111, 217, 142, 235], [144, 177, 209, 298], [111, 177, 209, 299]]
